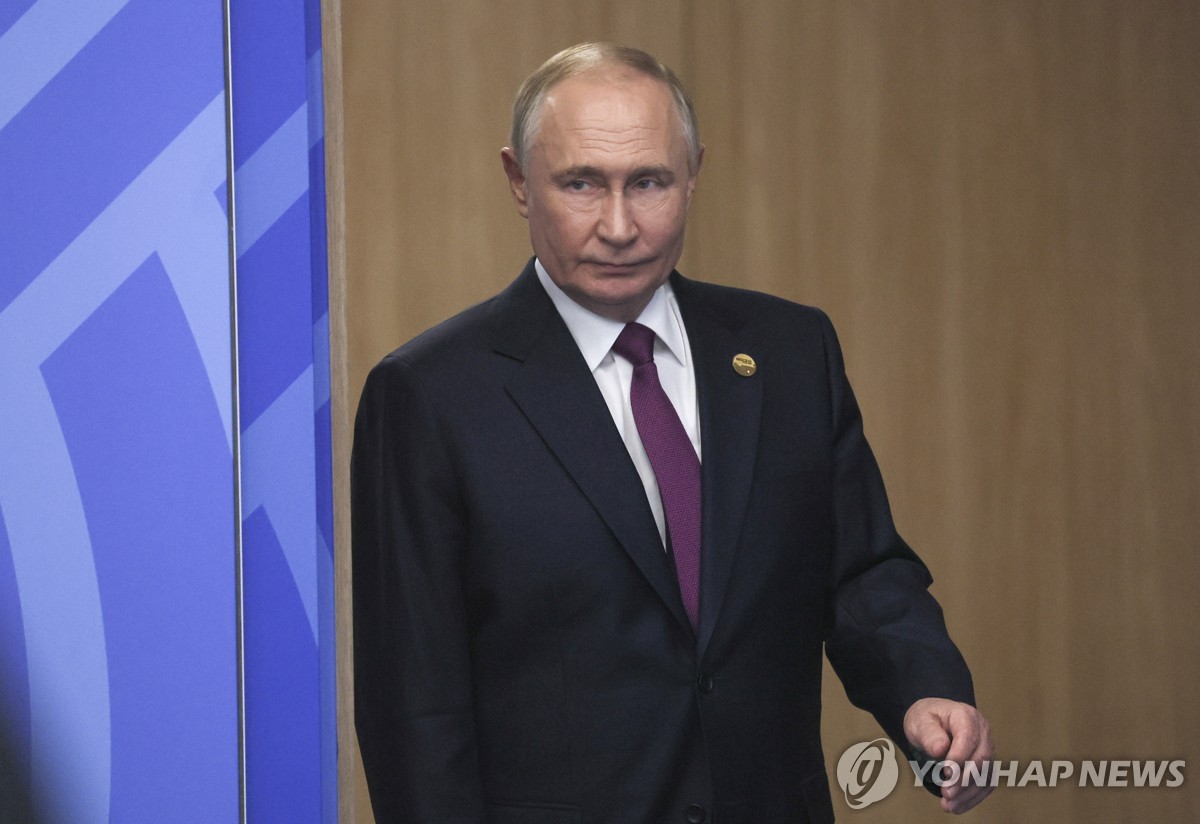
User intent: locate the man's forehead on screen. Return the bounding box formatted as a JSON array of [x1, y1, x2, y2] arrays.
[[543, 68, 673, 117], [536, 71, 681, 158]]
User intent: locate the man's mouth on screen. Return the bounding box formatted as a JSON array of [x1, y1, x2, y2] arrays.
[[588, 260, 651, 273]]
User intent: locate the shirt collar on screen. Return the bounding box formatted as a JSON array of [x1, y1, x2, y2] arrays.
[[535, 258, 688, 372]]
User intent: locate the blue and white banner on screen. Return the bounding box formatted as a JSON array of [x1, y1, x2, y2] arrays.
[[0, 1, 335, 820], [230, 0, 336, 821]]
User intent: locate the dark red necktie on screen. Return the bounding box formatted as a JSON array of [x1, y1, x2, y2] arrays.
[[612, 322, 702, 628]]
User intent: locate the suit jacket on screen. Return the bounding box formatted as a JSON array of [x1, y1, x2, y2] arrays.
[[352, 260, 974, 824]]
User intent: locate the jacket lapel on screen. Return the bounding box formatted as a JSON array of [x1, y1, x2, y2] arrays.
[[494, 263, 694, 636], [672, 274, 764, 659]]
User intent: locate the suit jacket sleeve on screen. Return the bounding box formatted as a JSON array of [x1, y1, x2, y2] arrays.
[[815, 309, 976, 755], [352, 353, 486, 823]]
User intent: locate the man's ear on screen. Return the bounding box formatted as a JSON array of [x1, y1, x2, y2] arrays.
[[686, 145, 705, 204], [500, 148, 530, 218]]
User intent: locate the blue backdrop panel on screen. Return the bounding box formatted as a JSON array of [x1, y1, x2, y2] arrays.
[[0, 0, 229, 314], [0, 2, 236, 822], [242, 508, 322, 821], [230, 0, 337, 819], [41, 256, 238, 822]]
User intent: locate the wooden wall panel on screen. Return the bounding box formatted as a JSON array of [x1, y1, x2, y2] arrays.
[[328, 2, 1200, 821]]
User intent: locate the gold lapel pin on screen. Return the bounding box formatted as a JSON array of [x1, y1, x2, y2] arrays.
[[732, 353, 756, 377]]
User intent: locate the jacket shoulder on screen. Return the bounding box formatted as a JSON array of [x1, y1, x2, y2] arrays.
[[676, 275, 826, 319], [674, 275, 838, 346], [384, 295, 499, 367]]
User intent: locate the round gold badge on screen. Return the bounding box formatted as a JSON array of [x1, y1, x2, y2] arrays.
[[732, 353, 756, 377]]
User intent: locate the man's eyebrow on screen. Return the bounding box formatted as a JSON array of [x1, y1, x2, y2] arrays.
[[628, 165, 676, 183], [552, 165, 605, 182], [551, 165, 677, 183]]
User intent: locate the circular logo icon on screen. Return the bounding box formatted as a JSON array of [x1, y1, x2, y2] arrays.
[[836, 738, 899, 809]]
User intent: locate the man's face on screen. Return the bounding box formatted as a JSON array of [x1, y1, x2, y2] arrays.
[[502, 70, 701, 322]]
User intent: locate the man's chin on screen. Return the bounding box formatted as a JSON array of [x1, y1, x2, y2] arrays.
[[557, 283, 648, 322]]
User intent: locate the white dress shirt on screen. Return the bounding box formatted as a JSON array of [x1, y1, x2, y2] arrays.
[[535, 259, 701, 546]]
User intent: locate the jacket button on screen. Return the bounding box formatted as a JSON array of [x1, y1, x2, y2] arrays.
[[697, 672, 715, 694], [685, 803, 707, 822]]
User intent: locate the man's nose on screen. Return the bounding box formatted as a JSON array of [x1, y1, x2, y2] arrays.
[[596, 191, 637, 247]]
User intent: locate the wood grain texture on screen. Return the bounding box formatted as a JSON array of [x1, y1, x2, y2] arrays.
[[329, 2, 1200, 821]]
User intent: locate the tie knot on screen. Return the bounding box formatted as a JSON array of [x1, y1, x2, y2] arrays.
[[612, 322, 656, 366]]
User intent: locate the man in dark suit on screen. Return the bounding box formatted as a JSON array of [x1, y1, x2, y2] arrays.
[[353, 43, 994, 823]]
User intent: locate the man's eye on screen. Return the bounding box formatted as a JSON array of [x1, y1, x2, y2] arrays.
[[566, 180, 590, 191], [633, 178, 660, 190]]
